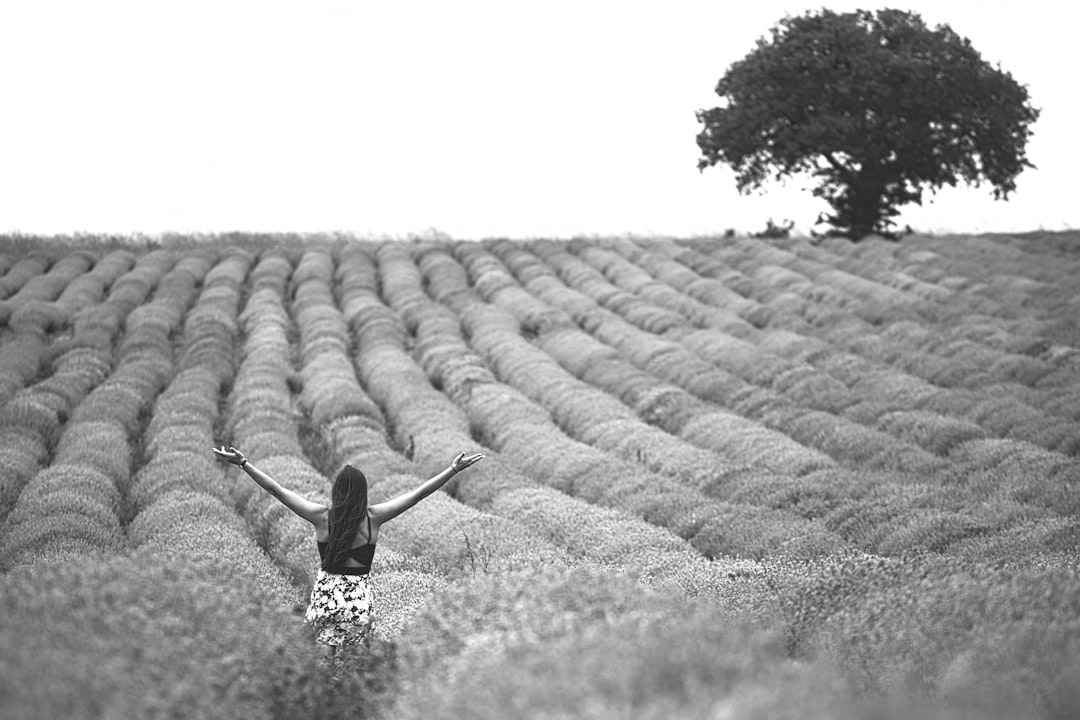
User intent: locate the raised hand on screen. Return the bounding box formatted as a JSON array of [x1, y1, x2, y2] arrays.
[[451, 452, 485, 472], [213, 445, 248, 467]]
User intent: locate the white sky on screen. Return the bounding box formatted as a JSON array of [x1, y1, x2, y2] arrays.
[[0, 1, 1075, 238]]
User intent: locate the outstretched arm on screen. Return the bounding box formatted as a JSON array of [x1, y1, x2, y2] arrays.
[[370, 452, 484, 524], [213, 445, 325, 526]]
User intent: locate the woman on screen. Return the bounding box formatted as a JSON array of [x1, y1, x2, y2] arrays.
[[213, 445, 484, 652]]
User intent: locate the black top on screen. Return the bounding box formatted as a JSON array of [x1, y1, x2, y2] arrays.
[[317, 514, 376, 576]]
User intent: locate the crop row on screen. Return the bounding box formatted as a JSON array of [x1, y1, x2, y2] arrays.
[[543, 237, 1080, 521], [340, 242, 766, 605], [1, 246, 354, 718], [810, 232, 1069, 319], [225, 248, 339, 587], [301, 243, 508, 567], [455, 243, 788, 487], [836, 233, 1080, 382], [516, 239, 948, 476], [600, 239, 1019, 410], [222, 245, 450, 635], [485, 238, 948, 480], [571, 237, 1080, 455], [0, 251, 93, 315], [124, 247, 305, 607], [0, 250, 171, 526], [764, 268, 1072, 392], [433, 240, 1079, 553], [651, 235, 1017, 365], [298, 243, 748, 628], [0, 253, 50, 301], [677, 235, 1080, 395], [563, 239, 1080, 518], [802, 231, 1080, 420], [479, 240, 842, 476], [386, 241, 847, 564], [0, 253, 91, 405], [776, 233, 1021, 312], [291, 243, 466, 635], [1, 245, 395, 716], [812, 232, 1080, 390], [0, 251, 210, 569]]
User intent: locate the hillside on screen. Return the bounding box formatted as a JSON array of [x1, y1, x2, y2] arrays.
[[1, 231, 1077, 719]]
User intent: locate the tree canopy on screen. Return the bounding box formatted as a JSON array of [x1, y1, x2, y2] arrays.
[[696, 9, 1040, 240]]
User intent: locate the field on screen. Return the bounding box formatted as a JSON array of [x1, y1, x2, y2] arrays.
[[0, 230, 1078, 719]]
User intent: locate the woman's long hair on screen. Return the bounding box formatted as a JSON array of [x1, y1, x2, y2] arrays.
[[322, 465, 368, 571]]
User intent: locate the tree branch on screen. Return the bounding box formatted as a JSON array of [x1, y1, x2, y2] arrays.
[[824, 152, 852, 177]]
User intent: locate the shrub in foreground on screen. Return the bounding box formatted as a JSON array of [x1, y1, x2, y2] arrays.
[[0, 551, 398, 720], [395, 564, 1001, 720], [812, 558, 1080, 719]]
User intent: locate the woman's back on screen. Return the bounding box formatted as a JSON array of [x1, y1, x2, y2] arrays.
[[318, 512, 377, 575]]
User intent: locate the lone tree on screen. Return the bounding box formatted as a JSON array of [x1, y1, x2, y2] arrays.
[[695, 9, 1039, 240]]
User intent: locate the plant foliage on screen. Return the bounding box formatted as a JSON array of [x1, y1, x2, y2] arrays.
[[696, 9, 1039, 239]]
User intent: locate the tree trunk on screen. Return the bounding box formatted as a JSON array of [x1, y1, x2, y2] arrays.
[[832, 166, 890, 241]]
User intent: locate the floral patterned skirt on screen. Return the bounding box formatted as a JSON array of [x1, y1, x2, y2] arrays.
[[304, 569, 375, 646]]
